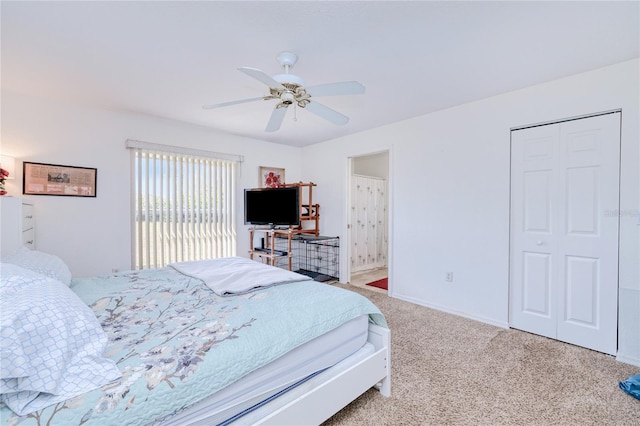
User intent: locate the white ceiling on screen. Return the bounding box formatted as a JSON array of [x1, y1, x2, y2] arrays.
[[2, 1, 638, 147]]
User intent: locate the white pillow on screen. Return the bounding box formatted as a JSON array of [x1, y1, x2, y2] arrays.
[[1, 247, 72, 286], [0, 263, 121, 416]]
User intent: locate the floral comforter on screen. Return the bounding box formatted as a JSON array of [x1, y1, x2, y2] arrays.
[[1, 267, 385, 426]]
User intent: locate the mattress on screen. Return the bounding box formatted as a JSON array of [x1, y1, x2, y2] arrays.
[[166, 314, 369, 425]]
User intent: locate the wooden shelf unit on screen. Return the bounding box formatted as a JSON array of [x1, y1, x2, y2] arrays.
[[283, 181, 319, 236]]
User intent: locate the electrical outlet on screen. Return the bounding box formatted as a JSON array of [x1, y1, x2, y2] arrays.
[[445, 272, 453, 282]]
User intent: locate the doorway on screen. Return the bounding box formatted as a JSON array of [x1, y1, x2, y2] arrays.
[[509, 112, 620, 355], [348, 151, 389, 292]]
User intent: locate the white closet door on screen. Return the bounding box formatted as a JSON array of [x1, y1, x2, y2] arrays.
[[555, 115, 620, 353], [510, 113, 620, 355], [510, 123, 559, 340]]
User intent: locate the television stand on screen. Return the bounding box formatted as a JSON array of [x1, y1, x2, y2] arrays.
[[249, 228, 294, 269]]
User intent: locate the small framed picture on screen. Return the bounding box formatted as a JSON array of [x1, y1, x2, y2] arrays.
[[259, 166, 285, 188], [23, 161, 97, 197]]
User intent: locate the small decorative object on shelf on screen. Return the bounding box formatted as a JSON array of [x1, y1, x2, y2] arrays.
[[0, 167, 9, 196]]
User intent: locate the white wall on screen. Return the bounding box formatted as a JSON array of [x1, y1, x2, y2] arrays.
[[302, 59, 640, 365], [1, 91, 303, 277], [353, 152, 389, 179]]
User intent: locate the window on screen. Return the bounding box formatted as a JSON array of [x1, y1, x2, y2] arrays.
[[127, 140, 241, 270]]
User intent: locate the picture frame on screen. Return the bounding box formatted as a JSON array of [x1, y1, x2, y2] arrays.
[[23, 161, 97, 197], [259, 166, 285, 188]]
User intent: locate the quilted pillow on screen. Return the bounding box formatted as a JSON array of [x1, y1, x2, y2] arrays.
[[0, 263, 121, 416], [2, 247, 72, 286]]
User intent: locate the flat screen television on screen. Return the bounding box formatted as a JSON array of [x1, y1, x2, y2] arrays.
[[244, 187, 300, 227]]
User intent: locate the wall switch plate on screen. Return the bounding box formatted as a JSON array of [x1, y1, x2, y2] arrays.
[[446, 272, 453, 282]]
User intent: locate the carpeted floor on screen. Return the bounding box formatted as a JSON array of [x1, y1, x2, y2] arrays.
[[323, 284, 639, 425]]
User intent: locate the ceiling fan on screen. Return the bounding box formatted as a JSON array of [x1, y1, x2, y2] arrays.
[[202, 51, 365, 132]]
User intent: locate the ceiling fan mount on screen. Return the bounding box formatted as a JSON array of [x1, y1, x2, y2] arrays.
[[276, 51, 298, 69], [203, 51, 365, 132]]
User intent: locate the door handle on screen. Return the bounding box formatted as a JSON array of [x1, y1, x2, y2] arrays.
[[536, 241, 544, 246]]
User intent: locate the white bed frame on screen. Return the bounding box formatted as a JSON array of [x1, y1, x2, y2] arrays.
[[264, 324, 390, 424], [234, 324, 390, 425]]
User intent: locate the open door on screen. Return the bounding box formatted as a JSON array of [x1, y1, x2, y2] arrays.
[[347, 151, 390, 291]]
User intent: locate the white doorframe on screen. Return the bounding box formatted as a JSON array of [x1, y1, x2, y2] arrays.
[[345, 157, 354, 283], [345, 149, 392, 293]]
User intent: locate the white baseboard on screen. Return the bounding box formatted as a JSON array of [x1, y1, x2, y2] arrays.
[[616, 353, 640, 367], [392, 293, 510, 329]]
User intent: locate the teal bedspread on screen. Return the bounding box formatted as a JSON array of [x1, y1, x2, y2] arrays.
[[1, 267, 385, 425]]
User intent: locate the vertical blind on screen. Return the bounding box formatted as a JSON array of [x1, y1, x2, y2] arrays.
[[128, 141, 239, 270]]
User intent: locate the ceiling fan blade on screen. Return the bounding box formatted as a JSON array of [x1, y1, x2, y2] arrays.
[[303, 101, 349, 126], [306, 81, 365, 97], [265, 104, 289, 132], [202, 96, 266, 110], [238, 67, 284, 88]]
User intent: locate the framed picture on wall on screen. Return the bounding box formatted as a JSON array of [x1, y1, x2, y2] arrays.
[[23, 161, 97, 197], [259, 166, 285, 188]]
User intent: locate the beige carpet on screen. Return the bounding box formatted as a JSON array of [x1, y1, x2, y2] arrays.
[[323, 284, 639, 425]]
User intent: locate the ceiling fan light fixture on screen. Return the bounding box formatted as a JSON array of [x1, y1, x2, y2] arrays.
[[280, 91, 295, 104]]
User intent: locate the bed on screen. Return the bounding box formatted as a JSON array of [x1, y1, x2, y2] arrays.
[[0, 249, 390, 425]]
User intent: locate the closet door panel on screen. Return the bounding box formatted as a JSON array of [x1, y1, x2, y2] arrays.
[[556, 114, 620, 355], [510, 124, 559, 339]]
